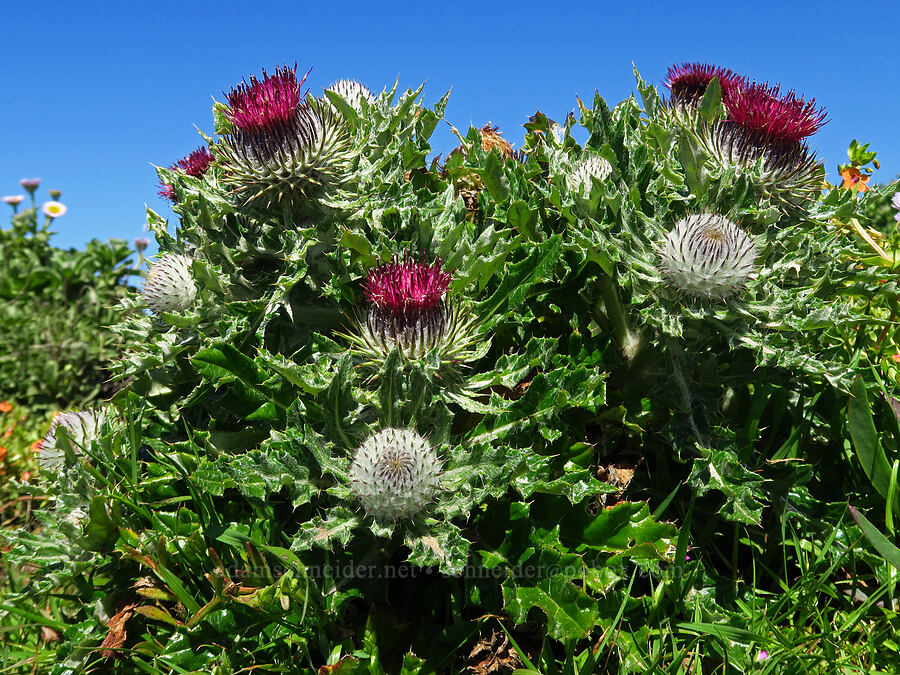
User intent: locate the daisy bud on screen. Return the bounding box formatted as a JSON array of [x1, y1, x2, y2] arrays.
[[349, 428, 442, 521], [569, 155, 612, 193], [658, 213, 757, 298], [49, 189, 61, 200], [2, 195, 24, 208], [19, 178, 40, 194], [134, 236, 151, 252], [39, 409, 106, 472], [217, 65, 352, 210], [326, 79, 376, 111], [158, 146, 214, 203], [143, 254, 197, 314]]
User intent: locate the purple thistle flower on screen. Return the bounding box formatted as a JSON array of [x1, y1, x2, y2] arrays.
[[725, 83, 826, 143], [217, 65, 351, 210], [158, 147, 214, 202], [701, 83, 826, 202], [226, 65, 306, 134], [363, 256, 451, 314], [664, 62, 747, 106], [349, 254, 480, 363]]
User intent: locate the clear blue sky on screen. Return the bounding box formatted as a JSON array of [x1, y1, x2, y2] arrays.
[[2, 1, 898, 254]]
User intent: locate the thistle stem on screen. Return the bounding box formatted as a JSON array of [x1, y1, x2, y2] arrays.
[[597, 274, 641, 361]]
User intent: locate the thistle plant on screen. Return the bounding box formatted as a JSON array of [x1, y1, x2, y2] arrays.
[[703, 83, 827, 201], [326, 79, 376, 111], [158, 146, 214, 202], [7, 61, 899, 675], [569, 154, 613, 194]]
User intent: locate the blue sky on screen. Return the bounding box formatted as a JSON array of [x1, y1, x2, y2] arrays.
[[2, 1, 898, 254]]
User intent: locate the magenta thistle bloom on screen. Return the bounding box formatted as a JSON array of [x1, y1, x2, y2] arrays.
[[701, 83, 826, 203], [158, 147, 214, 202], [217, 65, 351, 210], [226, 65, 306, 133], [348, 254, 479, 364], [664, 62, 747, 106], [363, 256, 451, 314], [725, 83, 826, 143]]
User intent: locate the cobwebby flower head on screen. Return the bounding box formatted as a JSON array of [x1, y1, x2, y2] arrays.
[[143, 253, 197, 315], [159, 147, 214, 202], [658, 213, 757, 298], [41, 201, 67, 218], [326, 79, 376, 111], [39, 409, 106, 472], [349, 428, 442, 521], [664, 62, 747, 107], [217, 65, 352, 210], [569, 155, 612, 194], [2, 195, 24, 206]]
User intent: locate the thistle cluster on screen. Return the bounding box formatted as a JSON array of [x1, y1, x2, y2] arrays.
[[663, 62, 827, 202]]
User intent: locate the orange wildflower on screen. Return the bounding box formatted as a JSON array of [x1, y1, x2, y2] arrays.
[[841, 167, 870, 192], [893, 354, 900, 363], [0, 445, 7, 462], [20, 471, 30, 481], [0, 401, 12, 414], [31, 440, 42, 453]]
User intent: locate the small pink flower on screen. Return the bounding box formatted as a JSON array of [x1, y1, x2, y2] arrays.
[[756, 650, 769, 662], [2, 195, 24, 206], [134, 237, 151, 252], [19, 178, 40, 192], [41, 201, 67, 218]]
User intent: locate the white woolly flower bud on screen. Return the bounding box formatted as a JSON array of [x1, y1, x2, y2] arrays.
[[569, 156, 612, 193], [349, 428, 442, 521], [327, 79, 376, 111], [658, 214, 757, 298], [143, 254, 197, 314], [39, 409, 106, 472]]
